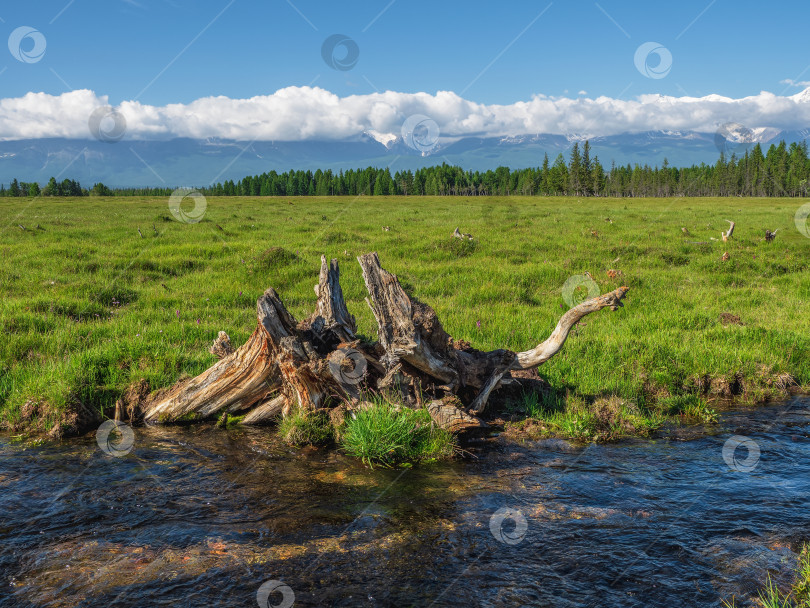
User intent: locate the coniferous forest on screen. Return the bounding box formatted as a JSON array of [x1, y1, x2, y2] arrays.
[[3, 139, 809, 198]]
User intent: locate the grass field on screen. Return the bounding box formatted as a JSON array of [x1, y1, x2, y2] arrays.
[[1, 195, 808, 440]]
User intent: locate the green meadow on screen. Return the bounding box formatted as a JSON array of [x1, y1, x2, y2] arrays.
[[1, 196, 808, 440]]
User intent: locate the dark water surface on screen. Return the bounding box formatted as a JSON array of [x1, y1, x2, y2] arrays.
[[1, 397, 808, 607]]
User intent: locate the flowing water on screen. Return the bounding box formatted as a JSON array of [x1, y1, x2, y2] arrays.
[[1, 396, 808, 607]]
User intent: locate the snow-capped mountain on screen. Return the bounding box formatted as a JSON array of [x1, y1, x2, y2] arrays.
[[0, 128, 805, 188]]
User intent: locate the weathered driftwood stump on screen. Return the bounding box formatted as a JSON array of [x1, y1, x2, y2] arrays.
[[142, 253, 629, 433]]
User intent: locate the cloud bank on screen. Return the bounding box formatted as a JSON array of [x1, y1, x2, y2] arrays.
[[1, 86, 809, 142]]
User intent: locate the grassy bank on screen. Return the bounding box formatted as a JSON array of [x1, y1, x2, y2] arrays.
[[0, 196, 808, 441]]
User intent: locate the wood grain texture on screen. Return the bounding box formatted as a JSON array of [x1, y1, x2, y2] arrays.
[[143, 253, 629, 430]]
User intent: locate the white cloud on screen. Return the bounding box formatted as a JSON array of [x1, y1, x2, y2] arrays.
[[1, 86, 810, 143], [780, 78, 810, 88]]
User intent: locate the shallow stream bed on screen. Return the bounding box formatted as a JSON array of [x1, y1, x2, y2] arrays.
[[1, 397, 808, 607]]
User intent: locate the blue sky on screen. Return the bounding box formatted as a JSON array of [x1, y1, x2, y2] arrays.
[[1, 0, 809, 144], [2, 0, 808, 106]]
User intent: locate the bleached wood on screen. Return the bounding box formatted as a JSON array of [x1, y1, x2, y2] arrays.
[[143, 323, 281, 422], [241, 395, 285, 425], [358, 252, 458, 385], [311, 255, 356, 344], [144, 253, 630, 432], [722, 220, 735, 241], [427, 400, 487, 434], [513, 287, 629, 370], [144, 264, 355, 422]]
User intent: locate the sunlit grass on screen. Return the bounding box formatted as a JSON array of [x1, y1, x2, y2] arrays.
[[340, 399, 456, 467], [505, 390, 667, 441], [277, 407, 334, 446], [0, 195, 808, 438]]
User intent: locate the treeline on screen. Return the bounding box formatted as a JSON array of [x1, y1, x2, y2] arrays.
[[0, 177, 174, 198], [2, 140, 809, 198]]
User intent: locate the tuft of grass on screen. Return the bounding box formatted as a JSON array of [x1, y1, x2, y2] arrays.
[[436, 236, 477, 258], [340, 400, 456, 468], [278, 408, 334, 446], [658, 394, 718, 424], [256, 246, 297, 268], [724, 545, 810, 608]]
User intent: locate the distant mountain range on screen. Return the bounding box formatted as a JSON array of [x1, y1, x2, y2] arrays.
[[1, 128, 807, 188]]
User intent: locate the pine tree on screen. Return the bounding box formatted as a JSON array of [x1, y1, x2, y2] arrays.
[[569, 143, 582, 196], [551, 153, 569, 194], [581, 141, 592, 196], [540, 153, 550, 195]]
